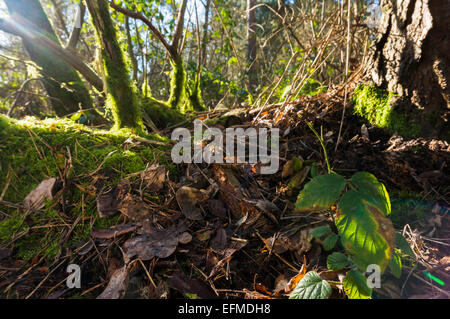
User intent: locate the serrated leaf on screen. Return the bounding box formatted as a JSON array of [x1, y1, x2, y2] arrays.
[[311, 225, 332, 239], [289, 271, 332, 299], [344, 270, 372, 299], [388, 252, 402, 278], [323, 233, 339, 251], [351, 172, 391, 216], [295, 174, 347, 212], [395, 233, 415, 258], [327, 252, 349, 270], [336, 190, 395, 273]]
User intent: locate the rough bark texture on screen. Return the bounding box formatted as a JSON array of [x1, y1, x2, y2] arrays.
[[86, 0, 143, 131], [365, 0, 449, 138], [4, 0, 92, 116]]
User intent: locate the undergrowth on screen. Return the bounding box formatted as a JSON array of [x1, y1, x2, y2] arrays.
[[0, 114, 171, 262]]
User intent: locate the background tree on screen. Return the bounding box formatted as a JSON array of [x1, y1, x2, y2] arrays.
[[1, 0, 92, 116], [363, 0, 449, 138]]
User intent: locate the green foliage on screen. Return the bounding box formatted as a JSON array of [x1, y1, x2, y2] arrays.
[[344, 270, 372, 299], [295, 169, 402, 299], [327, 252, 349, 271], [295, 174, 346, 212], [311, 225, 332, 239], [388, 252, 402, 279], [289, 271, 332, 299], [352, 85, 420, 137]]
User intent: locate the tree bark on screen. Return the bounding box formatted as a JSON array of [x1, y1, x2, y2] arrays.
[[86, 0, 143, 131], [3, 0, 92, 116], [365, 0, 449, 138]]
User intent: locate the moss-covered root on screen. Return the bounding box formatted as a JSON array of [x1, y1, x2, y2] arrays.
[[86, 0, 144, 133], [141, 98, 185, 129], [352, 85, 420, 137], [189, 79, 207, 112]]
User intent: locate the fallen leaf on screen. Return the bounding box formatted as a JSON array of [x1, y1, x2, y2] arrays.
[[91, 224, 137, 239], [23, 178, 58, 210], [176, 186, 209, 220], [169, 272, 216, 299], [123, 223, 192, 263], [96, 182, 129, 218], [210, 227, 227, 252], [141, 164, 166, 191], [208, 241, 247, 279], [118, 193, 152, 222], [97, 266, 129, 299], [208, 199, 227, 218]]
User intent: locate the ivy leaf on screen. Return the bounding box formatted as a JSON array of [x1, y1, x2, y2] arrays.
[[388, 252, 402, 278], [344, 270, 372, 299], [295, 174, 347, 212], [395, 233, 415, 258], [350, 172, 391, 216], [289, 271, 332, 299], [323, 233, 339, 251], [336, 190, 396, 273], [311, 225, 332, 239], [327, 252, 349, 270]]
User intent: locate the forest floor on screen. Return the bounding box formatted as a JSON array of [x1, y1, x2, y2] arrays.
[[0, 90, 449, 299]]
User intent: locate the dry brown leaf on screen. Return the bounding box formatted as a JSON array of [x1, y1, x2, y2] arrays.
[[141, 164, 166, 191], [208, 241, 247, 279], [122, 223, 192, 263], [97, 266, 129, 299], [118, 193, 152, 222], [176, 186, 209, 220], [23, 178, 58, 210]]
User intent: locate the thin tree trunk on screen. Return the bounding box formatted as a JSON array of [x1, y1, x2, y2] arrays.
[[67, 2, 86, 51], [3, 0, 92, 116], [85, 0, 143, 131], [247, 0, 257, 93]]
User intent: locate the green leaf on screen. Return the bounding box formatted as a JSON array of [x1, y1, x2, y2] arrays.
[[289, 271, 332, 299], [336, 190, 395, 273], [295, 174, 346, 212], [327, 252, 349, 270], [351, 172, 391, 216], [344, 270, 372, 299], [395, 233, 415, 258], [311, 225, 332, 239], [388, 252, 402, 278], [323, 233, 339, 251]]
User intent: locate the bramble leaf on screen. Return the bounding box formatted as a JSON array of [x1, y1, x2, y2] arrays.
[[336, 190, 395, 273], [344, 270, 372, 299], [311, 225, 332, 239], [295, 174, 346, 212], [388, 251, 402, 278], [289, 271, 332, 299], [351, 172, 391, 216], [327, 252, 349, 270], [323, 233, 339, 251]]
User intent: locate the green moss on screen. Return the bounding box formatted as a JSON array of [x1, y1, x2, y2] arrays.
[[0, 115, 172, 261], [168, 59, 189, 113], [188, 79, 206, 112], [141, 97, 185, 128], [352, 85, 420, 137]]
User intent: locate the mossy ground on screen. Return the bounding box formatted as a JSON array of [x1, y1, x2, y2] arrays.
[[0, 114, 171, 262], [352, 85, 420, 137]]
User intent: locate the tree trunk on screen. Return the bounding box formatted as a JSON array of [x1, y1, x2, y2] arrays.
[[364, 0, 449, 138], [3, 0, 92, 116], [247, 0, 257, 93], [85, 0, 143, 131]]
